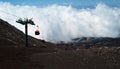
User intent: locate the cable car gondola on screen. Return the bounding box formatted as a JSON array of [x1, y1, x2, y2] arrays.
[[35, 29, 40, 35], [35, 25, 40, 35]]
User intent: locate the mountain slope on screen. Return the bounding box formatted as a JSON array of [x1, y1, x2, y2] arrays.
[[0, 19, 51, 47]]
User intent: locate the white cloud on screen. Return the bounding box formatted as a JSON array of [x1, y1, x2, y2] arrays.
[[0, 2, 120, 43]]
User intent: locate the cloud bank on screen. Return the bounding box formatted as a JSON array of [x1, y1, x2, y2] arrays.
[[0, 2, 120, 43]]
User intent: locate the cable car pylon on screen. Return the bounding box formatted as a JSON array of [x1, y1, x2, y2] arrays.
[[16, 18, 35, 47]]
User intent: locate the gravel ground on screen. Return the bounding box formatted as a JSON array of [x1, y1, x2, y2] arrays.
[[0, 46, 120, 69]]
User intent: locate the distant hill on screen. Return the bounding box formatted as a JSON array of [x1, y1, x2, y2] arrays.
[[69, 37, 120, 48], [0, 19, 52, 47]]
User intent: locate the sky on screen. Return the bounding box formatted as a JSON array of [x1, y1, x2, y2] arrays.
[[0, 0, 120, 8]]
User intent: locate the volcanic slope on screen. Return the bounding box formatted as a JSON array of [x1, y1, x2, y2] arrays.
[[0, 18, 53, 47]]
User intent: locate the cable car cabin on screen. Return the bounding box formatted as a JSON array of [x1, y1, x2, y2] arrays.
[[35, 30, 40, 35]]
